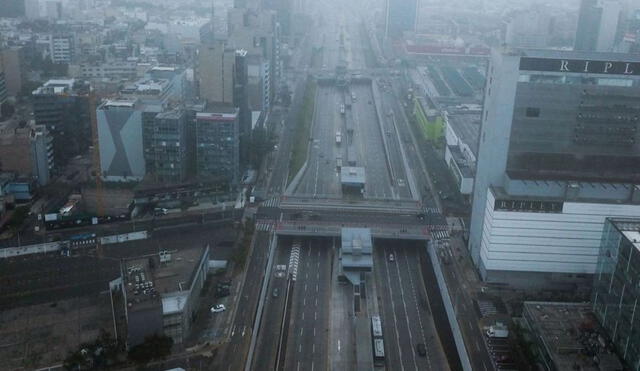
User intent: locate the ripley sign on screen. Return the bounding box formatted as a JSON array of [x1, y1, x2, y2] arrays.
[[520, 57, 640, 76]]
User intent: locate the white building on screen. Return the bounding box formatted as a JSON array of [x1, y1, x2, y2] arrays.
[[469, 48, 640, 288]]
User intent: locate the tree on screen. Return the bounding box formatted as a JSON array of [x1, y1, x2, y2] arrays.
[[249, 126, 277, 170], [127, 334, 173, 365]]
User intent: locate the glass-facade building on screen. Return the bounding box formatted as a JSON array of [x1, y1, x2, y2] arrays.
[[593, 218, 640, 370]]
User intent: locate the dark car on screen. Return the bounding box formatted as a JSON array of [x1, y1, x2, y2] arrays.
[[416, 343, 427, 357], [272, 288, 280, 298]]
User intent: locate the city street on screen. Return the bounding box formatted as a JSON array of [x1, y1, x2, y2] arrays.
[[283, 238, 333, 371], [373, 241, 450, 371]]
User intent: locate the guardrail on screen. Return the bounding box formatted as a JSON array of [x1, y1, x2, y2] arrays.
[[273, 220, 429, 240], [280, 195, 422, 214]]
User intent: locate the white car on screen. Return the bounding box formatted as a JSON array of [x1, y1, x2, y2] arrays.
[[211, 304, 226, 313]]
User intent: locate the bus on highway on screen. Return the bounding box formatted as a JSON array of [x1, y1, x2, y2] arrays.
[[373, 338, 385, 366], [371, 316, 385, 365]]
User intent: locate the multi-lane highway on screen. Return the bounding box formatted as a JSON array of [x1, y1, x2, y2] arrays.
[[373, 240, 451, 371], [283, 238, 333, 371]]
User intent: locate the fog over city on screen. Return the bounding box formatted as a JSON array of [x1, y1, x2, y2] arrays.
[[1, 0, 640, 370]]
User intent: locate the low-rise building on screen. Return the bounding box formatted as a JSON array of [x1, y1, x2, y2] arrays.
[[122, 245, 209, 347], [523, 301, 622, 371], [443, 113, 480, 196]]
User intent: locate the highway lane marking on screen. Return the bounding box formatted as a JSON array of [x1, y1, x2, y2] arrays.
[[338, 340, 341, 352], [305, 284, 307, 292], [315, 311, 317, 320], [315, 298, 318, 306], [302, 312, 305, 320], [475, 341, 480, 351], [316, 284, 319, 292], [314, 327, 316, 336], [304, 298, 306, 305], [382, 247, 406, 371], [299, 344, 302, 353], [301, 328, 304, 336], [391, 247, 420, 371], [401, 249, 432, 370]]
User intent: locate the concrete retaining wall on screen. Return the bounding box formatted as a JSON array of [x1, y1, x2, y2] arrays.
[[427, 240, 472, 370]]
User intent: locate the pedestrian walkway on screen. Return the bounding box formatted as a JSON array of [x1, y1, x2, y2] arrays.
[[432, 230, 450, 240], [262, 197, 281, 208], [288, 240, 301, 281], [256, 221, 274, 232]]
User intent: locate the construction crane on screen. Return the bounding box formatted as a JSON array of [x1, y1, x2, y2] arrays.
[[89, 91, 105, 258]]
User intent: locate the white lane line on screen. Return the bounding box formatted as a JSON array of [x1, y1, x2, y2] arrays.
[[299, 344, 302, 353], [316, 284, 319, 292], [297, 362, 300, 371], [393, 248, 420, 371], [382, 247, 406, 371], [314, 327, 316, 336], [315, 311, 317, 320], [304, 298, 306, 305], [315, 298, 318, 306], [305, 284, 308, 292], [312, 344, 315, 354], [401, 249, 432, 370], [338, 340, 341, 352], [302, 312, 305, 320], [475, 341, 480, 351], [300, 328, 304, 336]]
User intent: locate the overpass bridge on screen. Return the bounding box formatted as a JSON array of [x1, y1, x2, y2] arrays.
[[279, 195, 423, 215], [261, 219, 430, 240]]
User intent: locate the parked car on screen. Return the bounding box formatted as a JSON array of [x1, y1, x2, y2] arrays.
[[388, 254, 395, 262]]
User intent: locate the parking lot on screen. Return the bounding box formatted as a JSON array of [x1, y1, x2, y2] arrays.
[[483, 333, 518, 370]]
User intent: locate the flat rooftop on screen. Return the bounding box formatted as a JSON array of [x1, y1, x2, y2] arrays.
[[517, 48, 640, 63], [341, 166, 366, 185], [610, 218, 640, 252], [123, 246, 206, 312], [446, 113, 480, 157], [523, 301, 622, 371]]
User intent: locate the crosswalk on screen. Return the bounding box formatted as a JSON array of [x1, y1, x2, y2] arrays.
[[256, 222, 274, 232], [262, 197, 280, 208], [476, 299, 498, 318], [425, 207, 441, 214], [288, 240, 301, 281], [432, 230, 450, 240]]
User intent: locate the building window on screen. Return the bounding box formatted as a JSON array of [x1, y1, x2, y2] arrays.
[[525, 107, 540, 118]]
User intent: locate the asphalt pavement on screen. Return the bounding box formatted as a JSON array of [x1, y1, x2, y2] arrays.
[[373, 241, 451, 371], [283, 238, 333, 371]]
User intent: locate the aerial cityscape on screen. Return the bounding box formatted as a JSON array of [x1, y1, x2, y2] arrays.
[[1, 0, 640, 370]]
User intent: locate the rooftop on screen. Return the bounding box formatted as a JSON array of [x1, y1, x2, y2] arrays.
[[123, 246, 207, 313], [196, 109, 239, 122], [517, 48, 640, 63], [446, 113, 481, 157], [523, 301, 622, 371], [340, 166, 366, 185], [609, 218, 640, 252], [32, 79, 87, 95]]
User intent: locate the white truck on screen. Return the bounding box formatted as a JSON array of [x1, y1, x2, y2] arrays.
[[486, 322, 509, 338], [336, 131, 342, 145]]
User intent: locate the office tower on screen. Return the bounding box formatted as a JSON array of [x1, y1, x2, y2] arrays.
[[575, 0, 623, 52], [1, 48, 24, 97], [32, 79, 90, 170], [49, 34, 74, 63], [197, 42, 237, 106], [592, 218, 640, 368], [195, 108, 240, 185], [385, 0, 418, 39], [143, 109, 187, 184], [468, 49, 640, 288], [0, 120, 52, 186]]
